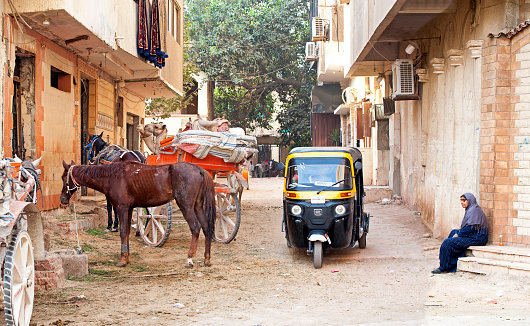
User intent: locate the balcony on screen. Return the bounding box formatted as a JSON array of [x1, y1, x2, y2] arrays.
[[344, 0, 456, 77], [13, 0, 181, 98]]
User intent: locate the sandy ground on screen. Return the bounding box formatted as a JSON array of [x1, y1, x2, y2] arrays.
[[10, 177, 530, 325]]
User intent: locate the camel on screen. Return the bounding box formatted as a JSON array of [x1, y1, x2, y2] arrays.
[[192, 117, 230, 132], [137, 123, 168, 155]]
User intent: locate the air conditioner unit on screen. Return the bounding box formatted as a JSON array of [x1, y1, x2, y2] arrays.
[[392, 59, 415, 99], [312, 17, 329, 42], [305, 42, 318, 61]]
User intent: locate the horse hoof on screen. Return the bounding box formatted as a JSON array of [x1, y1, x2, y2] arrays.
[[185, 262, 193, 268], [204, 261, 212, 267], [116, 262, 126, 267]]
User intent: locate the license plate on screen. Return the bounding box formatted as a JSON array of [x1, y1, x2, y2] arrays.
[[311, 195, 325, 204]]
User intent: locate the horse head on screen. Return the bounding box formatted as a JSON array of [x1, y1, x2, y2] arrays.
[[60, 160, 78, 205], [85, 132, 107, 161]]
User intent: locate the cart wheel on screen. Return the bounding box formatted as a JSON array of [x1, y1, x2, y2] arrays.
[[3, 229, 34, 326], [136, 203, 173, 247], [214, 192, 241, 244], [358, 232, 367, 249], [313, 241, 323, 269]]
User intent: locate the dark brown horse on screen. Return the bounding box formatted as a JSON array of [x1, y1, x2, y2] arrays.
[[85, 132, 146, 231], [60, 160, 216, 267]]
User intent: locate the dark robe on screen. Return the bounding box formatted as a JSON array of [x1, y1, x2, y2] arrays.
[[438, 193, 488, 272]]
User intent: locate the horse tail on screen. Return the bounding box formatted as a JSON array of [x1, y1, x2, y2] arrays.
[[199, 168, 216, 240]]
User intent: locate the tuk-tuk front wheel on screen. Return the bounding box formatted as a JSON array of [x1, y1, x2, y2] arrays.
[[313, 241, 323, 269], [358, 232, 367, 249]]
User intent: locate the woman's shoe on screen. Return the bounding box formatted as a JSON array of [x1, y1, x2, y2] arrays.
[[431, 268, 447, 274]]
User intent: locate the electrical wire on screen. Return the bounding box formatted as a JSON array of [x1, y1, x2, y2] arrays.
[[368, 40, 391, 62]]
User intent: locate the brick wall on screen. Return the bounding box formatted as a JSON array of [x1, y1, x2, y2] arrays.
[[511, 28, 530, 245], [481, 28, 530, 246], [35, 253, 65, 291]]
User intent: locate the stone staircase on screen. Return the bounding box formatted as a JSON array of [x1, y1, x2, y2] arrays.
[[458, 245, 530, 276]]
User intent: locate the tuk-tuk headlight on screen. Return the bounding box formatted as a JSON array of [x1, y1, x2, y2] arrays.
[[291, 205, 302, 216], [335, 204, 346, 215]]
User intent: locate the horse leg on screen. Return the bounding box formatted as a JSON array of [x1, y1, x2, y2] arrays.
[[116, 206, 131, 267], [112, 205, 119, 231], [106, 200, 113, 230], [194, 202, 212, 267], [179, 205, 201, 268]]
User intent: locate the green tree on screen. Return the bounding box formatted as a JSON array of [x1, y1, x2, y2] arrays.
[[185, 0, 314, 132], [277, 86, 312, 149]]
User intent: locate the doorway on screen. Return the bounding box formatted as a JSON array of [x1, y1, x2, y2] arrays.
[[126, 113, 140, 150], [12, 51, 36, 160]]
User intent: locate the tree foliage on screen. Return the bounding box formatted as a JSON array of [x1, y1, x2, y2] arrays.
[[276, 86, 312, 150], [185, 0, 315, 134]]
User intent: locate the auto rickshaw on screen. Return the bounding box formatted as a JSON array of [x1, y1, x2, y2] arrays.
[[282, 147, 370, 268]]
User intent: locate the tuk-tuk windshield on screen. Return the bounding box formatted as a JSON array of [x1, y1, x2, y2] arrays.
[[286, 157, 353, 191]]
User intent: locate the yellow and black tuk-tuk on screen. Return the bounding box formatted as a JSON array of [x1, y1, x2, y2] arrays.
[[282, 147, 370, 268]]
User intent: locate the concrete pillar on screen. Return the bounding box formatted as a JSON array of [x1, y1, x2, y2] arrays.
[[389, 106, 401, 196]]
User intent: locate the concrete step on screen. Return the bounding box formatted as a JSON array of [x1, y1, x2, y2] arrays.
[[364, 186, 392, 203], [458, 256, 530, 277], [458, 245, 530, 276], [467, 245, 530, 264]]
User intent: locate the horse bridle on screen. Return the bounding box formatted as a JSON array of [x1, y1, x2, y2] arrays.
[[66, 165, 80, 193]]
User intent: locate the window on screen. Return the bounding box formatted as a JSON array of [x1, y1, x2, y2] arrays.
[[286, 157, 353, 191], [50, 66, 71, 92], [168, 0, 181, 44]]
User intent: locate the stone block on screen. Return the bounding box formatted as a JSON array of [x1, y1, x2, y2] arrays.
[[55, 249, 89, 278]]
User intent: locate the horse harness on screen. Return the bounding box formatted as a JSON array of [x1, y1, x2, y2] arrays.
[[67, 165, 80, 193], [85, 135, 99, 162], [93, 144, 141, 164]]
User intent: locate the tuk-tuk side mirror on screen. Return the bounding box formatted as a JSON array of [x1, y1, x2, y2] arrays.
[[354, 161, 362, 171], [354, 161, 362, 177]]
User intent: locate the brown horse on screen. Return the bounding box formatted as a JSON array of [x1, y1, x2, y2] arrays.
[[59, 160, 216, 267]]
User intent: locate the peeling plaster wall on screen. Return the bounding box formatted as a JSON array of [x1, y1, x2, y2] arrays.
[[390, 1, 495, 237], [20, 57, 36, 159]]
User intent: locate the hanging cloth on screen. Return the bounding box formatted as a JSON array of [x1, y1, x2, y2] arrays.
[[137, 0, 149, 59], [149, 0, 168, 68]]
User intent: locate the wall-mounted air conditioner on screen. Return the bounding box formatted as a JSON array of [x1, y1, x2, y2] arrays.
[[312, 17, 329, 42], [305, 42, 318, 61], [392, 59, 415, 100]]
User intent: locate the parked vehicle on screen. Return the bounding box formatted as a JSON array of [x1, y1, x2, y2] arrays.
[[0, 158, 45, 325], [282, 147, 370, 268]]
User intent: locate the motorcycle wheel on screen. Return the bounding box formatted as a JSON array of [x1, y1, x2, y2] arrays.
[[313, 241, 323, 269]]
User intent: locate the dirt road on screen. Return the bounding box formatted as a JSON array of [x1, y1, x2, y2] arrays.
[[25, 178, 530, 325]]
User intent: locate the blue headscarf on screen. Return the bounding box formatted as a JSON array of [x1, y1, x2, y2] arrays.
[[460, 193, 488, 229]]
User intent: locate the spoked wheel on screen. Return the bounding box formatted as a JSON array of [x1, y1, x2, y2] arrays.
[[313, 241, 323, 269], [3, 229, 35, 326], [214, 192, 241, 244], [136, 203, 173, 247]]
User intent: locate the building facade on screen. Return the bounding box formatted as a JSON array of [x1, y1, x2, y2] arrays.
[[1, 0, 183, 210], [312, 0, 530, 246]]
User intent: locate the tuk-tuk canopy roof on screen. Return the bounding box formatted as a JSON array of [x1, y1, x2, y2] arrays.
[[288, 147, 362, 162]]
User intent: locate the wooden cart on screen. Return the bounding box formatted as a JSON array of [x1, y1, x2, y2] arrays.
[[0, 160, 45, 326], [135, 137, 242, 246]]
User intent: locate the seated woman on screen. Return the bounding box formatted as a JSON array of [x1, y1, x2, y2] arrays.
[[432, 193, 489, 274]]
